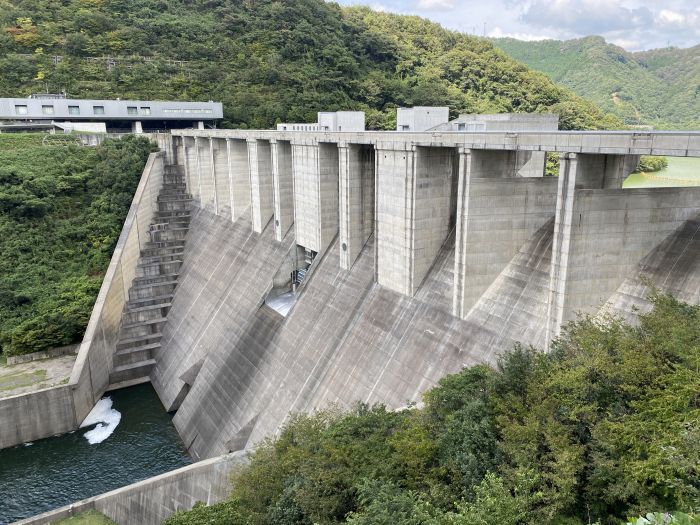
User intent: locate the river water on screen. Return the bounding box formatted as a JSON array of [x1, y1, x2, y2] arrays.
[[0, 384, 191, 524], [624, 157, 700, 188]]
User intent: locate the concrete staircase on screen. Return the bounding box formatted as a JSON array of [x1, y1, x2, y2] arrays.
[[107, 165, 192, 390]]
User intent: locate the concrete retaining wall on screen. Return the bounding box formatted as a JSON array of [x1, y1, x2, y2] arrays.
[[6, 344, 79, 365], [0, 152, 164, 450], [14, 451, 247, 525]]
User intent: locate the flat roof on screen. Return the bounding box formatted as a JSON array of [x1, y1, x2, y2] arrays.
[[0, 98, 223, 121]]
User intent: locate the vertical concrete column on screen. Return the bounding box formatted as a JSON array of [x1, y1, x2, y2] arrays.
[[453, 147, 472, 318], [291, 139, 339, 253], [175, 136, 185, 168], [375, 143, 455, 296], [318, 142, 340, 252], [601, 154, 640, 188], [339, 143, 376, 270], [227, 139, 252, 222], [183, 137, 199, 202], [212, 138, 231, 218], [247, 139, 274, 233], [375, 142, 415, 296], [452, 148, 559, 318], [271, 139, 294, 241], [196, 137, 216, 212], [546, 152, 676, 347]]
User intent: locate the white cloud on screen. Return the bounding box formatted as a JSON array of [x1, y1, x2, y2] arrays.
[[415, 0, 456, 10], [488, 26, 552, 42], [656, 9, 685, 25], [330, 0, 700, 50]]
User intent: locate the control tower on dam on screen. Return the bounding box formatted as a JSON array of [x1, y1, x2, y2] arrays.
[[151, 128, 700, 460]]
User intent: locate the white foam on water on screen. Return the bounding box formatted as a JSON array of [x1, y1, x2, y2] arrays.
[[23, 442, 33, 447], [79, 397, 122, 444]]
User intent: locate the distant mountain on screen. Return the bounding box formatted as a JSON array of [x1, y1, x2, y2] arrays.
[[492, 36, 700, 129], [0, 0, 616, 130]]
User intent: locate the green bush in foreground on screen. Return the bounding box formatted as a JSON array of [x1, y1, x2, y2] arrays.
[[635, 156, 669, 173], [0, 134, 156, 356], [164, 293, 700, 524]]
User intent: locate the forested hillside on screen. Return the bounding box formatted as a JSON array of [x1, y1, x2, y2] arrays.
[[165, 294, 700, 525], [0, 135, 156, 356], [0, 0, 618, 130], [493, 36, 700, 129]]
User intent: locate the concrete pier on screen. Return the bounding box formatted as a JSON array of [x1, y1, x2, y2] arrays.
[[453, 148, 558, 318], [247, 139, 274, 233], [291, 140, 340, 253], [271, 139, 294, 241], [227, 139, 251, 222], [339, 143, 375, 270]]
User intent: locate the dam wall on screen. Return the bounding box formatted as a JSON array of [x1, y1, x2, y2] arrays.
[[157, 128, 700, 460], [0, 153, 165, 450]]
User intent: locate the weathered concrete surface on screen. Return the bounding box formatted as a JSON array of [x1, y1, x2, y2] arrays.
[[453, 150, 558, 318], [292, 140, 339, 252], [339, 143, 374, 270], [6, 344, 79, 366], [150, 207, 295, 417], [197, 137, 216, 213], [603, 214, 700, 322], [546, 154, 700, 344], [174, 128, 700, 157], [154, 208, 561, 460], [13, 451, 247, 525], [212, 138, 229, 217], [0, 355, 76, 397], [247, 139, 274, 233], [271, 140, 294, 241], [0, 153, 164, 450]]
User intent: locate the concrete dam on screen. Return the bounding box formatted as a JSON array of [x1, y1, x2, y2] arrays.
[[4, 128, 700, 522]]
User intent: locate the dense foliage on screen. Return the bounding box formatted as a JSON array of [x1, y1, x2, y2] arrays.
[[165, 294, 700, 524], [0, 134, 156, 356], [492, 37, 700, 130], [0, 0, 619, 130], [635, 156, 669, 173]]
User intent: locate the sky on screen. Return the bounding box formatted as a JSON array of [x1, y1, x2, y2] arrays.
[[330, 0, 700, 51]]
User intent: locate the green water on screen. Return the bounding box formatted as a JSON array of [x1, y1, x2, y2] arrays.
[[0, 384, 191, 524], [624, 157, 700, 188]]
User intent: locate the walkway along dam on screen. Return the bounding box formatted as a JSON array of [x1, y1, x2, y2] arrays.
[[4, 129, 700, 523]]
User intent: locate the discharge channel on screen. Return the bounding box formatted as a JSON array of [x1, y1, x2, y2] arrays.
[[0, 383, 191, 524]]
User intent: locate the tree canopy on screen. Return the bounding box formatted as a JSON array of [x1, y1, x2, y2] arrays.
[[0, 0, 620, 130], [165, 293, 700, 525]]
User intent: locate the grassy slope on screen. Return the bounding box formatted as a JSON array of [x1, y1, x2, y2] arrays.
[[492, 36, 700, 129]]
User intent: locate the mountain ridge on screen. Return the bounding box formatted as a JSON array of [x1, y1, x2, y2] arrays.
[[0, 0, 617, 130], [492, 36, 700, 129]]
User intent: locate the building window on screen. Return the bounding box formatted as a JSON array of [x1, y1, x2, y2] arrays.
[[139, 107, 151, 115], [163, 109, 182, 114], [42, 105, 54, 115], [127, 106, 138, 116], [15, 105, 28, 115], [457, 123, 466, 131], [68, 105, 80, 115], [93, 106, 105, 115], [401, 125, 410, 131]]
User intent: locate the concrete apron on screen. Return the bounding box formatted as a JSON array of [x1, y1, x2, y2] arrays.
[[12, 451, 248, 525]]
